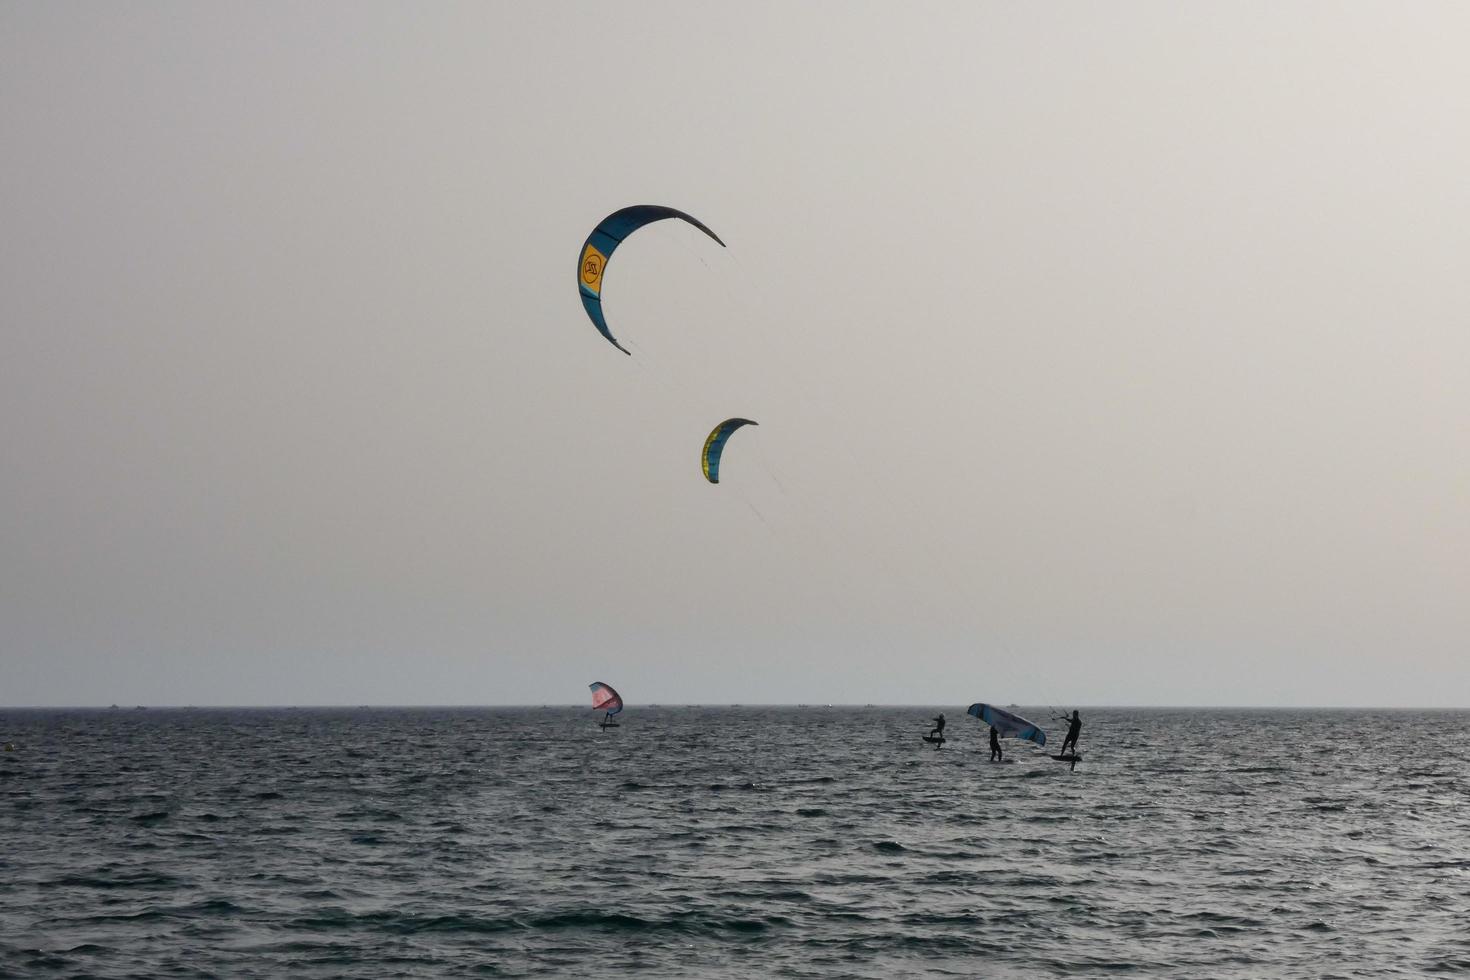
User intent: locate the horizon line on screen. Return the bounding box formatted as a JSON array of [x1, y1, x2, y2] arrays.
[[2, 703, 1467, 711]]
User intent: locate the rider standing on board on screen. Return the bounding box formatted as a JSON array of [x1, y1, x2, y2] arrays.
[[1060, 710, 1082, 755], [929, 712, 946, 743]]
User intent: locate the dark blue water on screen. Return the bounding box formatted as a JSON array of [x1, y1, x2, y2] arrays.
[[2, 707, 1468, 978]]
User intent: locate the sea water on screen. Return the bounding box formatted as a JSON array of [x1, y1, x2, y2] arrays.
[[2, 707, 1467, 978]]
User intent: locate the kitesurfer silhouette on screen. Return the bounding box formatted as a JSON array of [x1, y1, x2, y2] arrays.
[[929, 712, 946, 745], [1060, 710, 1082, 755], [989, 725, 1002, 762]]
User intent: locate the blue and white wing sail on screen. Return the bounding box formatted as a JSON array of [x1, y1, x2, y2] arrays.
[[967, 703, 1047, 746]]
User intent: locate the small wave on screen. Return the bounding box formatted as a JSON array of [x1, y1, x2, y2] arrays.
[[180, 899, 244, 917], [533, 911, 654, 931], [1427, 959, 1470, 973], [535, 910, 789, 935], [712, 887, 813, 904], [256, 824, 300, 836], [892, 934, 1003, 955], [872, 840, 907, 853], [914, 850, 987, 862], [1181, 911, 1267, 929], [899, 911, 983, 927], [287, 908, 377, 932], [288, 908, 793, 938], [11, 952, 69, 972], [830, 872, 910, 890], [400, 914, 522, 935], [795, 808, 827, 817], [335, 808, 404, 822], [45, 871, 183, 890], [46, 899, 243, 927]]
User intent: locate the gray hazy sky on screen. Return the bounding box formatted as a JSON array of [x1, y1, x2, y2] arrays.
[[3, 3, 1467, 708]]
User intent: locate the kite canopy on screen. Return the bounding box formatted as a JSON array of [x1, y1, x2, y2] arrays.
[[701, 418, 757, 484], [577, 205, 726, 355], [589, 681, 623, 717], [967, 703, 1047, 746]]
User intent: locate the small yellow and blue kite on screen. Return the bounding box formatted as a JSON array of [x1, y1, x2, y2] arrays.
[[701, 418, 757, 484]]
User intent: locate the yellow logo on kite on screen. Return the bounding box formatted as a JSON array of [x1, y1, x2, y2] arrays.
[[580, 244, 607, 294]]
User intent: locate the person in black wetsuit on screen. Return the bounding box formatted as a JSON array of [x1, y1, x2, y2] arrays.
[[1060, 710, 1082, 755], [929, 712, 946, 745], [989, 725, 1002, 762]]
